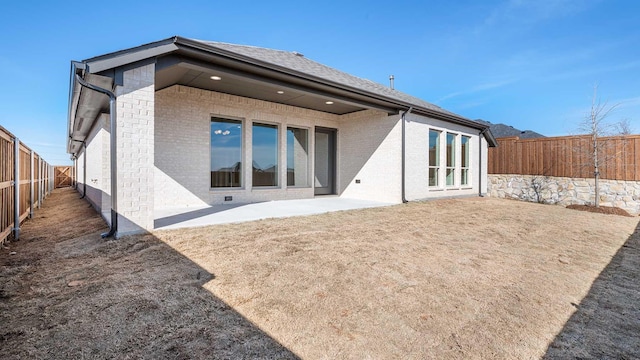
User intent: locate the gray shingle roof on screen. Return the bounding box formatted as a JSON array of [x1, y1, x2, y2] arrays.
[[192, 39, 463, 118], [475, 119, 544, 139]]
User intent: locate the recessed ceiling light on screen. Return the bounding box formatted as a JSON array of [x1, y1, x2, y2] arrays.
[[325, 101, 334, 105], [210, 76, 222, 80], [277, 90, 284, 94]]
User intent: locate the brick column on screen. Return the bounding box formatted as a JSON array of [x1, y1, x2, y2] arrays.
[[115, 63, 155, 235]]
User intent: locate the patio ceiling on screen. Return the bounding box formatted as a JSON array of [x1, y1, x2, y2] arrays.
[[154, 56, 389, 115]]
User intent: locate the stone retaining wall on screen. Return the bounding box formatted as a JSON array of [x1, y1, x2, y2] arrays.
[[488, 174, 640, 214]]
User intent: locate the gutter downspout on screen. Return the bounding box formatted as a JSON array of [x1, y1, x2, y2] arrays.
[[74, 73, 118, 239], [478, 128, 487, 197], [401, 107, 413, 203]]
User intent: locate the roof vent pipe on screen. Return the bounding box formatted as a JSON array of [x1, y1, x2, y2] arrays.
[[389, 75, 395, 90]]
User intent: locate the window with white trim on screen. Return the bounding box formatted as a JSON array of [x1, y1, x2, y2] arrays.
[[446, 133, 456, 186], [461, 135, 470, 186], [428, 130, 441, 187]]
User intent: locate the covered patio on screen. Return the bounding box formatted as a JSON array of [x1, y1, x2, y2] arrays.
[[154, 197, 394, 230]]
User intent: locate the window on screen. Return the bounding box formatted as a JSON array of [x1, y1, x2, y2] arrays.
[[211, 117, 242, 188], [252, 123, 279, 187], [428, 130, 441, 186], [287, 127, 309, 187], [461, 136, 470, 186], [446, 133, 456, 186]]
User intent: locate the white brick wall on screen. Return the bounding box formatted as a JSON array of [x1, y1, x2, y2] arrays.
[[100, 114, 111, 220], [154, 85, 340, 208], [76, 115, 112, 221], [339, 110, 402, 203], [84, 116, 103, 211], [405, 113, 484, 200], [76, 152, 86, 198], [154, 85, 491, 209], [115, 64, 155, 235]]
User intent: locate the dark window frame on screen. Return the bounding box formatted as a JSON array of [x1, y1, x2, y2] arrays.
[[252, 122, 280, 187], [210, 117, 243, 188]]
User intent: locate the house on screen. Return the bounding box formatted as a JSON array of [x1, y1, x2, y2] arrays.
[[67, 36, 497, 236]]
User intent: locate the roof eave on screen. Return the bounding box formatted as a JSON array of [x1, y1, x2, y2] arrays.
[[67, 63, 114, 155], [83, 37, 180, 74], [412, 107, 497, 147], [483, 129, 498, 147], [405, 106, 485, 129]]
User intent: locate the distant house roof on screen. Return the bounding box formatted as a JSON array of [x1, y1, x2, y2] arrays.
[[69, 36, 498, 154], [475, 119, 544, 139]]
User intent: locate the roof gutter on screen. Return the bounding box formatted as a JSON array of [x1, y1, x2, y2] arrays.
[[401, 106, 413, 203], [72, 69, 118, 239], [67, 62, 84, 153]]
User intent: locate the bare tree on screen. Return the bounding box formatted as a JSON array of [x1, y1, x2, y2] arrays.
[[530, 163, 556, 204], [615, 118, 633, 135], [575, 85, 620, 207]]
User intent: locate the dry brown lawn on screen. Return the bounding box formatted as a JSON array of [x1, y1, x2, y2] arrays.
[[1, 187, 639, 359]]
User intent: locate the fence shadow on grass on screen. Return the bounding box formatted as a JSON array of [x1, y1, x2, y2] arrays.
[[543, 220, 640, 359], [0, 187, 300, 359]]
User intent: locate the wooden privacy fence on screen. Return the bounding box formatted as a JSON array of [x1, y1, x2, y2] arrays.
[[488, 134, 640, 181], [1, 125, 56, 244]]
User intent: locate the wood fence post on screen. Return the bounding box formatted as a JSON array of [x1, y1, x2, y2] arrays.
[[41, 160, 44, 201], [13, 137, 20, 240], [30, 150, 34, 218], [38, 157, 42, 209], [41, 160, 44, 200]]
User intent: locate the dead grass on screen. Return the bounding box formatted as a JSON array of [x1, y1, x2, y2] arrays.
[[1, 188, 639, 359], [0, 188, 295, 359]]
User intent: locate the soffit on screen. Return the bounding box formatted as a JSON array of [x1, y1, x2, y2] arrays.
[[155, 58, 382, 115], [69, 73, 113, 154]]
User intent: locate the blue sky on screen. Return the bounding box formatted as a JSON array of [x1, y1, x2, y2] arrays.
[[1, 0, 638, 165]]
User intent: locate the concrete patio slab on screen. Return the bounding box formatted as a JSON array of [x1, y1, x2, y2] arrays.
[[154, 197, 396, 230]]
